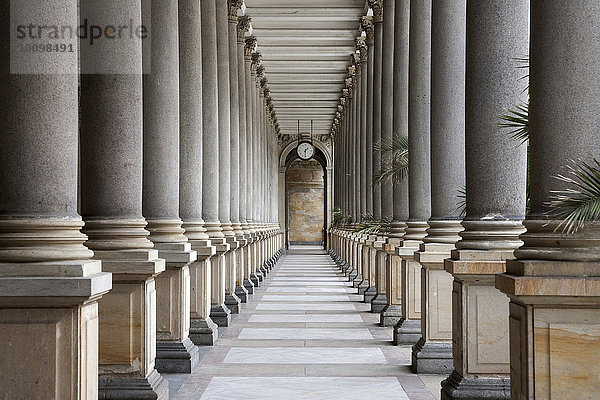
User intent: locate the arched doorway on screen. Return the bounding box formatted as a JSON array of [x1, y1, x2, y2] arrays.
[[286, 159, 325, 246], [279, 140, 332, 249]]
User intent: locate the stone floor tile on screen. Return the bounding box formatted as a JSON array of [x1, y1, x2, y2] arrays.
[[164, 247, 440, 399]]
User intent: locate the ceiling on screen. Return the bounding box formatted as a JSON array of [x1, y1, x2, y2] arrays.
[[243, 0, 366, 136]]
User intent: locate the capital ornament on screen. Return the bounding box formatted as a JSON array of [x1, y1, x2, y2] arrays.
[[356, 36, 368, 62], [251, 52, 262, 73], [367, 0, 383, 23], [237, 16, 251, 41], [245, 36, 257, 60], [228, 0, 243, 23], [360, 16, 374, 45], [256, 65, 265, 80], [260, 77, 268, 90]]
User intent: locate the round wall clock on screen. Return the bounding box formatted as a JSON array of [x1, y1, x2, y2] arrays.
[[297, 141, 315, 160]]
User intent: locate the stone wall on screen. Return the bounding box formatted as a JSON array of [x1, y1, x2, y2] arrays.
[[287, 159, 324, 243]]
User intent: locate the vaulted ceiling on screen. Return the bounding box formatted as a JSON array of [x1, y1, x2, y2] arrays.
[[244, 0, 366, 136]]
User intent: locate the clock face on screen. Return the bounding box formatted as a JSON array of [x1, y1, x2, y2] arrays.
[[297, 142, 315, 160]]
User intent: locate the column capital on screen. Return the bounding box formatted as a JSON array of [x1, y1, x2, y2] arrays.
[[361, 16, 374, 45], [237, 16, 251, 42], [367, 0, 383, 23], [245, 37, 257, 61], [259, 78, 268, 98], [251, 52, 262, 73], [356, 36, 368, 62], [352, 50, 361, 74], [228, 0, 243, 23], [256, 66, 265, 84]]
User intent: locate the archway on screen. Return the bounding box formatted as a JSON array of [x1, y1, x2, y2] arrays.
[[279, 140, 332, 249]]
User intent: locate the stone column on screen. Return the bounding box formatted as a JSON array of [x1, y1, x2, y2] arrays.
[[201, 0, 231, 328], [79, 0, 167, 397], [236, 16, 252, 301], [377, 0, 398, 324], [253, 60, 267, 278], [0, 1, 112, 396], [356, 37, 370, 294], [411, 0, 466, 375], [179, 0, 218, 347], [248, 51, 263, 284], [363, 16, 375, 216], [393, 0, 432, 346], [369, 0, 383, 222], [351, 49, 363, 287], [444, 0, 527, 395], [380, 0, 394, 222], [361, 16, 377, 303], [143, 0, 199, 373], [382, 0, 409, 328], [359, 35, 369, 221], [353, 56, 361, 225], [245, 39, 261, 289], [216, 0, 242, 316], [495, 2, 600, 399]]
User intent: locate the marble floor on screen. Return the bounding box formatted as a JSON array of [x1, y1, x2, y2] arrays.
[[166, 247, 442, 399]]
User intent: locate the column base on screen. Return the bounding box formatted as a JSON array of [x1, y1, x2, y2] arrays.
[[250, 272, 261, 286], [98, 369, 168, 400], [357, 279, 369, 294], [348, 268, 358, 282], [155, 337, 200, 374], [341, 261, 351, 274], [352, 274, 363, 288], [189, 317, 218, 346], [259, 264, 268, 275], [441, 371, 510, 400], [255, 270, 265, 282], [393, 318, 422, 345], [380, 304, 403, 327], [411, 338, 453, 374], [225, 292, 242, 314], [210, 304, 232, 327], [363, 287, 377, 303], [370, 293, 387, 313], [243, 278, 255, 294], [235, 285, 250, 303]]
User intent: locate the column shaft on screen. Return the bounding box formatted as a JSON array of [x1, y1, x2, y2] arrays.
[[380, 0, 394, 221], [413, 0, 467, 376], [0, 0, 111, 396], [498, 2, 600, 399], [179, 0, 218, 346], [80, 0, 167, 396], [143, 0, 199, 372], [372, 9, 383, 220]]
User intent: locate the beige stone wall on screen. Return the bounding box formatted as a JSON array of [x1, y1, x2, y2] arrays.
[[287, 160, 324, 243]]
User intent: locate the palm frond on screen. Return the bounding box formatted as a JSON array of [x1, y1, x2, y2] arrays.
[[498, 102, 529, 145], [547, 159, 600, 233], [352, 213, 391, 234], [332, 207, 343, 227], [373, 134, 409, 185], [455, 185, 466, 217], [515, 56, 529, 93]]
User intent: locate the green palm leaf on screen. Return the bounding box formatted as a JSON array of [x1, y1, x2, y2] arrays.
[[498, 102, 529, 145], [353, 213, 391, 234], [547, 159, 600, 233], [332, 207, 342, 227], [373, 134, 409, 185], [455, 185, 467, 217]]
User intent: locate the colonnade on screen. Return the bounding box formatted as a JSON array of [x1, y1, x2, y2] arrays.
[[0, 0, 283, 398], [330, 1, 600, 399]]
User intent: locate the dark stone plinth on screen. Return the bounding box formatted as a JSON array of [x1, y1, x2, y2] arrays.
[[155, 337, 200, 374]]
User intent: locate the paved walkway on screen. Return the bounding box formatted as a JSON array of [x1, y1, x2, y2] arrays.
[[168, 246, 440, 399]]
